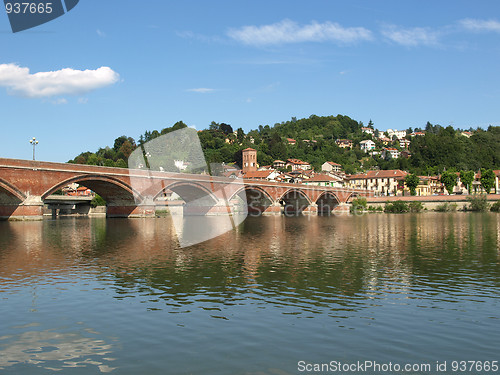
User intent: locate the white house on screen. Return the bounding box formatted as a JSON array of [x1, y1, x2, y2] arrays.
[[243, 170, 280, 181], [286, 158, 311, 171], [322, 161, 342, 173], [348, 170, 408, 196], [381, 147, 400, 159], [360, 139, 376, 152], [304, 174, 344, 188], [361, 127, 375, 136], [386, 129, 407, 140], [398, 139, 411, 149]]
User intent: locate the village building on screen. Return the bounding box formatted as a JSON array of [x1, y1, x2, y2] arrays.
[[360, 139, 376, 152], [243, 170, 280, 182], [386, 129, 407, 140], [348, 170, 408, 196], [335, 139, 353, 149], [273, 160, 286, 169], [287, 138, 297, 145], [303, 174, 344, 188], [398, 138, 411, 149], [321, 161, 342, 173], [361, 127, 375, 136], [242, 147, 257, 173], [378, 137, 392, 145], [286, 158, 311, 171], [381, 147, 400, 159]]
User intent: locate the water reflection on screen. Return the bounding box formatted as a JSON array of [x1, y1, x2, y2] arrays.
[[0, 323, 116, 372], [1, 213, 499, 374]]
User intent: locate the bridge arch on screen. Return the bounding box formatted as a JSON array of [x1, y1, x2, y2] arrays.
[[156, 181, 218, 204], [230, 185, 274, 215], [41, 175, 142, 205], [345, 191, 361, 203], [0, 178, 26, 205], [279, 188, 312, 215], [315, 192, 340, 215]]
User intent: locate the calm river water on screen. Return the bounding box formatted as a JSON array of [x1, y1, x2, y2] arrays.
[[1, 213, 499, 374]]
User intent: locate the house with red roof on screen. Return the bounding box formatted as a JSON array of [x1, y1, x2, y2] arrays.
[[286, 158, 311, 171], [321, 161, 342, 173], [348, 170, 408, 196]]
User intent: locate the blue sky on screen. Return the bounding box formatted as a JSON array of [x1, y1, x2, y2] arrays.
[[1, 0, 500, 162]]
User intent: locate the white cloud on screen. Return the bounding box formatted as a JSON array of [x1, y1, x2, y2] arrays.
[[381, 25, 440, 47], [459, 18, 500, 33], [185, 88, 215, 93], [0, 64, 119, 98], [227, 19, 373, 46], [96, 29, 106, 37]]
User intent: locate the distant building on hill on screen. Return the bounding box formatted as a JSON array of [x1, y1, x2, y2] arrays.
[[360, 139, 376, 152], [335, 139, 353, 149], [286, 158, 311, 171], [321, 161, 342, 173]]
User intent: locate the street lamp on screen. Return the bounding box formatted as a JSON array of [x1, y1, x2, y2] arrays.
[[29, 137, 38, 160]]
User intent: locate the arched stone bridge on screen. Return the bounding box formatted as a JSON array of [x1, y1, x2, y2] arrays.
[[0, 158, 373, 220]]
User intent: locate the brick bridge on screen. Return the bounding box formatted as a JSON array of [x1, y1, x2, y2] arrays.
[[0, 158, 373, 220]]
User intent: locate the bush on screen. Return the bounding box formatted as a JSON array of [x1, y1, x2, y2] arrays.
[[491, 200, 500, 212], [466, 194, 490, 212], [91, 194, 106, 208], [409, 201, 424, 213], [350, 197, 367, 214], [384, 200, 409, 213], [435, 202, 458, 212]]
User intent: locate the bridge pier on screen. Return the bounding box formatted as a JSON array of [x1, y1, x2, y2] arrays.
[[0, 195, 44, 221], [302, 203, 318, 215], [262, 202, 281, 216], [333, 203, 350, 215]]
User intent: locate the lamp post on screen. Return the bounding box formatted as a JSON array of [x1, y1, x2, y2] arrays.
[[29, 137, 38, 160]]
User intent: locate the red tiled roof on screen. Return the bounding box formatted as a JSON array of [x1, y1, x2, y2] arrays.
[[349, 170, 408, 180], [287, 158, 310, 165], [242, 147, 256, 151], [326, 161, 341, 166], [243, 171, 272, 179]]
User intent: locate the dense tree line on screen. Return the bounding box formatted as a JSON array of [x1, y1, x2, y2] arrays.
[[68, 115, 500, 175]]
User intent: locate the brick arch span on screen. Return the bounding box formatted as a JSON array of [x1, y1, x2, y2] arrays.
[[279, 188, 313, 215], [229, 185, 274, 203], [154, 181, 218, 205], [315, 191, 340, 214], [0, 178, 26, 205], [230, 185, 276, 215], [41, 175, 143, 206], [278, 188, 313, 205], [345, 191, 361, 203]]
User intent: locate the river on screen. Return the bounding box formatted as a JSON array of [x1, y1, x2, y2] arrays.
[[1, 213, 499, 374]]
